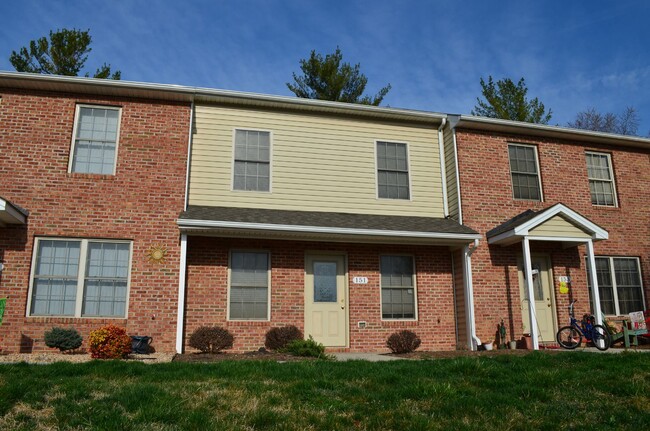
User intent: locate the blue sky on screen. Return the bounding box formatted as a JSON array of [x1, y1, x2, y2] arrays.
[[1, 1, 649, 134]]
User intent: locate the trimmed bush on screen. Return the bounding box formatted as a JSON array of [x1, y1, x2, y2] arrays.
[[265, 326, 303, 351], [44, 327, 83, 352], [189, 326, 234, 353], [386, 330, 421, 354], [89, 324, 132, 359], [284, 336, 327, 358]]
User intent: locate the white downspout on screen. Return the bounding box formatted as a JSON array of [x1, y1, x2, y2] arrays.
[[451, 126, 463, 224], [463, 238, 481, 350], [437, 118, 449, 218], [177, 99, 194, 354], [176, 234, 188, 353]]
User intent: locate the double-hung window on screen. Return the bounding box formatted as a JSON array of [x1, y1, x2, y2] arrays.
[[229, 251, 270, 320], [29, 238, 131, 317], [588, 257, 645, 315], [380, 255, 416, 319], [586, 152, 617, 206], [233, 130, 271, 191], [377, 141, 410, 199], [70, 105, 121, 174], [508, 144, 542, 201]]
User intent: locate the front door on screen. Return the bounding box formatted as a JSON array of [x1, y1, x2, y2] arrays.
[[304, 254, 347, 347], [519, 255, 556, 343]]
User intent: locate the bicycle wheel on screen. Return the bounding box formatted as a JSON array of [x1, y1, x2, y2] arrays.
[[591, 325, 611, 351], [556, 326, 582, 349]]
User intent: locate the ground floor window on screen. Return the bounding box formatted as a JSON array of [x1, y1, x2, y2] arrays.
[[229, 251, 270, 320], [588, 256, 645, 315], [380, 255, 416, 319], [29, 238, 131, 317]]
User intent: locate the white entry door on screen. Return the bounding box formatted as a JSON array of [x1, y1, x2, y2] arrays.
[[519, 255, 556, 343], [304, 254, 347, 347]]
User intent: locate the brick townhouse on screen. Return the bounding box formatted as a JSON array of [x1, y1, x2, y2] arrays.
[[443, 116, 649, 349], [1, 71, 648, 354], [0, 73, 190, 352]]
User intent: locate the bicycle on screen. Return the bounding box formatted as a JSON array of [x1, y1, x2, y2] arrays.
[[556, 300, 611, 351]]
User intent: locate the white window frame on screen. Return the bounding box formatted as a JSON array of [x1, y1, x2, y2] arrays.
[[588, 256, 645, 316], [507, 143, 544, 202], [26, 237, 133, 318], [226, 250, 271, 321], [230, 128, 273, 193], [379, 254, 418, 321], [375, 140, 413, 201], [68, 104, 122, 175], [585, 151, 618, 207]]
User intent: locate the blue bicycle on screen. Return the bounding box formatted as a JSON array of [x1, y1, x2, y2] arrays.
[[556, 300, 611, 351]]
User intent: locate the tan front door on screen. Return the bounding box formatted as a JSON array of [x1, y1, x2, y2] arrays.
[[519, 255, 556, 343], [304, 254, 347, 347]]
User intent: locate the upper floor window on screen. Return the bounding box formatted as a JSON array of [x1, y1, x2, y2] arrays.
[[377, 141, 410, 199], [70, 105, 121, 175], [229, 251, 270, 320], [586, 152, 617, 206], [380, 255, 416, 319], [588, 257, 644, 315], [508, 144, 542, 201], [29, 238, 131, 318], [233, 129, 271, 192]]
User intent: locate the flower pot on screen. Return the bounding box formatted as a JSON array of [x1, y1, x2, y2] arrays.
[[483, 342, 493, 351], [509, 340, 518, 350], [522, 334, 533, 350]]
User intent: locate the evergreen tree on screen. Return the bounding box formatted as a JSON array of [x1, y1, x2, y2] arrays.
[[10, 28, 121, 79], [472, 76, 551, 124], [287, 47, 390, 106]]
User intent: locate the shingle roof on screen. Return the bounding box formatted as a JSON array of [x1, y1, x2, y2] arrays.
[[179, 205, 479, 236]]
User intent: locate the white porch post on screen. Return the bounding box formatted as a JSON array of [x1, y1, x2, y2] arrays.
[[175, 234, 188, 354], [522, 237, 539, 350], [585, 239, 603, 325]]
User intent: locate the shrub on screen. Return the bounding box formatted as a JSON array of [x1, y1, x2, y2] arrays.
[[265, 325, 303, 351], [386, 330, 421, 354], [189, 326, 234, 353], [44, 327, 83, 352], [89, 324, 132, 359], [283, 336, 327, 358]]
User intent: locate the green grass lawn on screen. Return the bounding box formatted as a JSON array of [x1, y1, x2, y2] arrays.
[[0, 352, 648, 430]]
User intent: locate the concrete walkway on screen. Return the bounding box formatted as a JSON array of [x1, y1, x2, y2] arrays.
[[333, 352, 405, 362]]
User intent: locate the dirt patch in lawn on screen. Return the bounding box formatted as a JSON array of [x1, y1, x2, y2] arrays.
[[173, 350, 318, 363]]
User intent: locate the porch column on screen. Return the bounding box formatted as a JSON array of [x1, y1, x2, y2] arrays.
[[522, 236, 539, 350], [585, 239, 603, 325], [175, 234, 188, 354]]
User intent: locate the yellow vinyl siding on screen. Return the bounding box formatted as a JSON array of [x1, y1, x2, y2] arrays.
[[529, 215, 592, 238], [189, 104, 444, 217], [443, 126, 459, 221]]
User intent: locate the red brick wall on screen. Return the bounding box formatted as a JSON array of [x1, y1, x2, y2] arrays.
[[455, 129, 650, 343], [0, 89, 189, 353], [185, 237, 457, 352]]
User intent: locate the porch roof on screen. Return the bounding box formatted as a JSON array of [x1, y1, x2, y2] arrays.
[[0, 196, 28, 227], [487, 203, 608, 247], [178, 205, 481, 246]]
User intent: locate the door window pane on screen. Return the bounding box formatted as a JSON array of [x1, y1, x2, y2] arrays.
[[313, 262, 337, 302]]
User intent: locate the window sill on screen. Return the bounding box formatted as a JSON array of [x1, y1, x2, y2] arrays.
[[226, 320, 271, 326], [26, 316, 127, 323], [67, 173, 116, 180]]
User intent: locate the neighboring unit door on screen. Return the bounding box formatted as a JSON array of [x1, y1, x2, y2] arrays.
[[305, 254, 347, 347], [519, 255, 556, 343]]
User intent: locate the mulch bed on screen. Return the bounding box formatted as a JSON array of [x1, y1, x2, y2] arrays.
[[173, 350, 317, 362]]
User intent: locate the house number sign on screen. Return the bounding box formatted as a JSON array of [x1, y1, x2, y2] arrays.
[[352, 276, 368, 284]]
